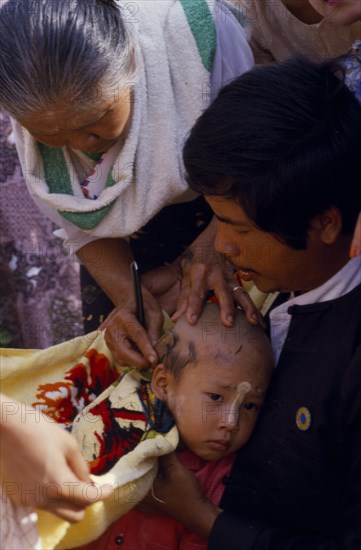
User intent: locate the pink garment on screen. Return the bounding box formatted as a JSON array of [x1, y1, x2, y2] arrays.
[[77, 450, 235, 550]]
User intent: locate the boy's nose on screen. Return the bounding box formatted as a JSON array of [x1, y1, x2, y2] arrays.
[[218, 410, 240, 432]]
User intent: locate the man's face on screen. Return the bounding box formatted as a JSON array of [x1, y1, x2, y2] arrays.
[[206, 196, 334, 294], [164, 345, 270, 461], [308, 0, 361, 24]]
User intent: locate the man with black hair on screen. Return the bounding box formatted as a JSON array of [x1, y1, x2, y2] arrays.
[[147, 55, 361, 549]]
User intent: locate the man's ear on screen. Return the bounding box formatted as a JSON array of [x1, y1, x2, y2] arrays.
[[311, 206, 343, 245], [151, 364, 171, 400]]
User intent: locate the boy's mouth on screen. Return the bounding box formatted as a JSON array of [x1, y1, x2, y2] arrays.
[[207, 439, 231, 452]]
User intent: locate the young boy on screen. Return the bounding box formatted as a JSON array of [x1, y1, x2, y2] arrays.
[[150, 54, 361, 548], [73, 303, 274, 549]]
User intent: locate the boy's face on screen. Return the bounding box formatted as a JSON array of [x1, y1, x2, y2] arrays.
[[156, 345, 270, 461], [206, 196, 341, 294], [307, 0, 360, 24]]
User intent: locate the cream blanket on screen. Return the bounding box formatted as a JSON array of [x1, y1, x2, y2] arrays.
[[0, 329, 178, 549]]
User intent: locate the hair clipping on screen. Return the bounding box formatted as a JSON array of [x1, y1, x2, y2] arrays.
[[154, 331, 175, 364]]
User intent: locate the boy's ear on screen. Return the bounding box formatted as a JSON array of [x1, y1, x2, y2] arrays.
[[312, 206, 342, 245], [151, 364, 170, 400]]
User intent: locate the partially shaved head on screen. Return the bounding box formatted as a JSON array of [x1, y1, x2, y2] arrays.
[[163, 303, 274, 381], [151, 303, 275, 460]]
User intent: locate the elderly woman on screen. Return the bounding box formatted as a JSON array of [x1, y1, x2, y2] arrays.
[[0, 0, 258, 367]]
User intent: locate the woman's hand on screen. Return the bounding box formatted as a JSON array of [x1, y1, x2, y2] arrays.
[[78, 238, 163, 369], [101, 283, 164, 369], [0, 395, 112, 522], [139, 453, 221, 538]]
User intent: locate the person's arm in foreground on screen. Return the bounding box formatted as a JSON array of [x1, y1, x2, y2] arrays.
[[0, 394, 111, 522]]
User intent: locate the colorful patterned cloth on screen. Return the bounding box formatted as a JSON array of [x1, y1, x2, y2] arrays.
[[72, 371, 174, 476], [0, 327, 178, 549]]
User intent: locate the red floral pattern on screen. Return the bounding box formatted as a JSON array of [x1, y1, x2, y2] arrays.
[[88, 398, 146, 475], [32, 349, 119, 425]]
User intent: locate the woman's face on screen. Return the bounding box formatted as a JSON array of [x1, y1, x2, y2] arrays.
[[308, 0, 361, 24], [18, 86, 132, 153]]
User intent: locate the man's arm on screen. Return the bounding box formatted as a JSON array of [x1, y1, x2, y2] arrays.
[[211, 345, 361, 549], [148, 455, 340, 550], [209, 513, 339, 550]]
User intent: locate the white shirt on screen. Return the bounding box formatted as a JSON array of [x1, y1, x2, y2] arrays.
[[270, 257, 361, 364]]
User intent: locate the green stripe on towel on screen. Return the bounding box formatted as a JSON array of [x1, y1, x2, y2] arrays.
[[38, 142, 74, 195], [38, 142, 117, 230], [179, 0, 216, 73], [59, 203, 115, 230]]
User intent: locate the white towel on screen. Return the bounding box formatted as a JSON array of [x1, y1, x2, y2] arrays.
[[12, 0, 253, 250]]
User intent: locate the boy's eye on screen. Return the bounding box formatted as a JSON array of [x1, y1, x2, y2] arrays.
[[208, 393, 223, 402], [243, 402, 258, 411]]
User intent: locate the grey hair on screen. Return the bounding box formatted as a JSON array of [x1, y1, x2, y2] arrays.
[[0, 0, 138, 119]]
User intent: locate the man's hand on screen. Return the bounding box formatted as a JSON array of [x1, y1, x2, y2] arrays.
[[139, 453, 221, 538], [171, 220, 264, 328]]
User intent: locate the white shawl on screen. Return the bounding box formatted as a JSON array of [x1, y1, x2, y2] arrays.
[[12, 0, 253, 250]]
